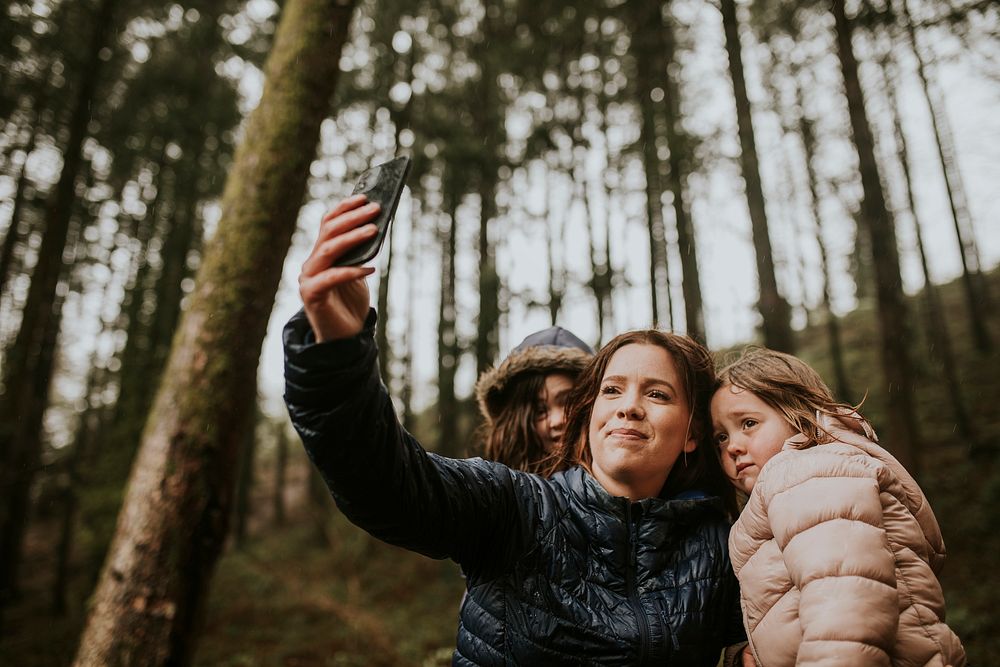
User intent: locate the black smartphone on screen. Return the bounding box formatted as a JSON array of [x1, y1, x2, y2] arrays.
[[334, 155, 412, 266]]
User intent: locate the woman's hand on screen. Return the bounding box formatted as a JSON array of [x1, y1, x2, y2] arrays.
[[298, 194, 381, 341]]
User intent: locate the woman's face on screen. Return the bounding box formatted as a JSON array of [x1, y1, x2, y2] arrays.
[[587, 344, 696, 500], [533, 372, 574, 452]]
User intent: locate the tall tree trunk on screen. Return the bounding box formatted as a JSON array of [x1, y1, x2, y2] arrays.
[[898, 0, 991, 353], [0, 0, 116, 613], [72, 1, 357, 663], [591, 89, 618, 346], [375, 45, 417, 383], [794, 78, 852, 401], [582, 172, 612, 346], [232, 408, 258, 549], [628, 2, 669, 327], [437, 181, 459, 457], [831, 0, 921, 472], [720, 0, 794, 352], [543, 164, 566, 326], [880, 49, 975, 442], [53, 263, 118, 614], [0, 120, 40, 298], [659, 3, 705, 344], [473, 0, 501, 375], [272, 422, 289, 527], [399, 197, 421, 433]]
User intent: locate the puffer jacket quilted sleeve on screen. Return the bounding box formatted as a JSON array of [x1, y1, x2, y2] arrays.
[[737, 447, 899, 665], [284, 308, 532, 570], [730, 417, 967, 667]]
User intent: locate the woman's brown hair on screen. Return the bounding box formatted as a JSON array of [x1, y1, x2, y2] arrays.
[[715, 346, 871, 448], [543, 329, 737, 515]]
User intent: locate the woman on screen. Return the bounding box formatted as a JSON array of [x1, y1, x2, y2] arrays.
[[475, 325, 592, 472], [287, 195, 745, 665]]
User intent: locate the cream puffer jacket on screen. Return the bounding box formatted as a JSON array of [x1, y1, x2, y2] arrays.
[[729, 413, 966, 666]]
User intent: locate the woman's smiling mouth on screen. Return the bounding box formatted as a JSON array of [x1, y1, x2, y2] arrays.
[[608, 428, 647, 440]]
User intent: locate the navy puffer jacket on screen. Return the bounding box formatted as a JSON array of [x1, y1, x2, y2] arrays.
[[284, 310, 745, 666]]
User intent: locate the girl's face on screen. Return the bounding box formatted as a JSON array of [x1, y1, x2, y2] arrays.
[[533, 373, 575, 452], [710, 383, 796, 494], [587, 344, 696, 500]]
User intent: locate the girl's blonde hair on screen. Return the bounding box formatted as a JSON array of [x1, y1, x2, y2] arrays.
[[716, 347, 870, 448]]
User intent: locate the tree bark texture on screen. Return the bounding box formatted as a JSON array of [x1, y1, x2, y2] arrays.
[[720, 0, 794, 352], [72, 1, 358, 664], [831, 0, 921, 472]]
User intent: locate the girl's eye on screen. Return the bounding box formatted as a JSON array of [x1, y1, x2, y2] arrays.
[[742, 419, 757, 430], [599, 385, 620, 395], [714, 433, 728, 447], [648, 390, 669, 400]]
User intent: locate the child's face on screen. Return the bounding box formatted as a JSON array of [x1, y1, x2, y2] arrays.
[[533, 372, 575, 452], [710, 384, 797, 494]]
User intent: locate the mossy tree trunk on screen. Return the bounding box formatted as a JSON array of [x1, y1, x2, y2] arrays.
[[72, 0, 358, 663]]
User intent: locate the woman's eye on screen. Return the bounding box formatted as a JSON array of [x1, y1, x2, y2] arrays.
[[599, 385, 620, 395], [648, 390, 669, 400]]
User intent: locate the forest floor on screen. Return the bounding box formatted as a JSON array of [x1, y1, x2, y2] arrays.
[[2, 270, 999, 666]]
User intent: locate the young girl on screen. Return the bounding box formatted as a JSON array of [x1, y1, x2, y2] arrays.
[[474, 326, 592, 473], [711, 347, 966, 667]]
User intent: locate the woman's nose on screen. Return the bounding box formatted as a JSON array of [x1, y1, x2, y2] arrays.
[[616, 390, 644, 419]]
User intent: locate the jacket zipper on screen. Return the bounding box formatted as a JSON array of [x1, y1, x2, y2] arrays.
[[626, 502, 651, 664]]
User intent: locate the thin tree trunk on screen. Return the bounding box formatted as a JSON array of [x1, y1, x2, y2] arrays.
[[794, 78, 853, 401], [720, 0, 794, 352], [543, 164, 566, 326], [437, 181, 459, 457], [0, 121, 40, 298], [53, 259, 118, 614], [473, 0, 501, 375], [272, 422, 289, 527], [233, 409, 257, 549], [880, 48, 975, 442], [899, 0, 991, 352], [0, 0, 116, 613], [659, 4, 705, 344], [628, 2, 669, 327], [832, 0, 921, 472], [400, 216, 417, 432], [73, 1, 358, 663], [375, 45, 417, 383]]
